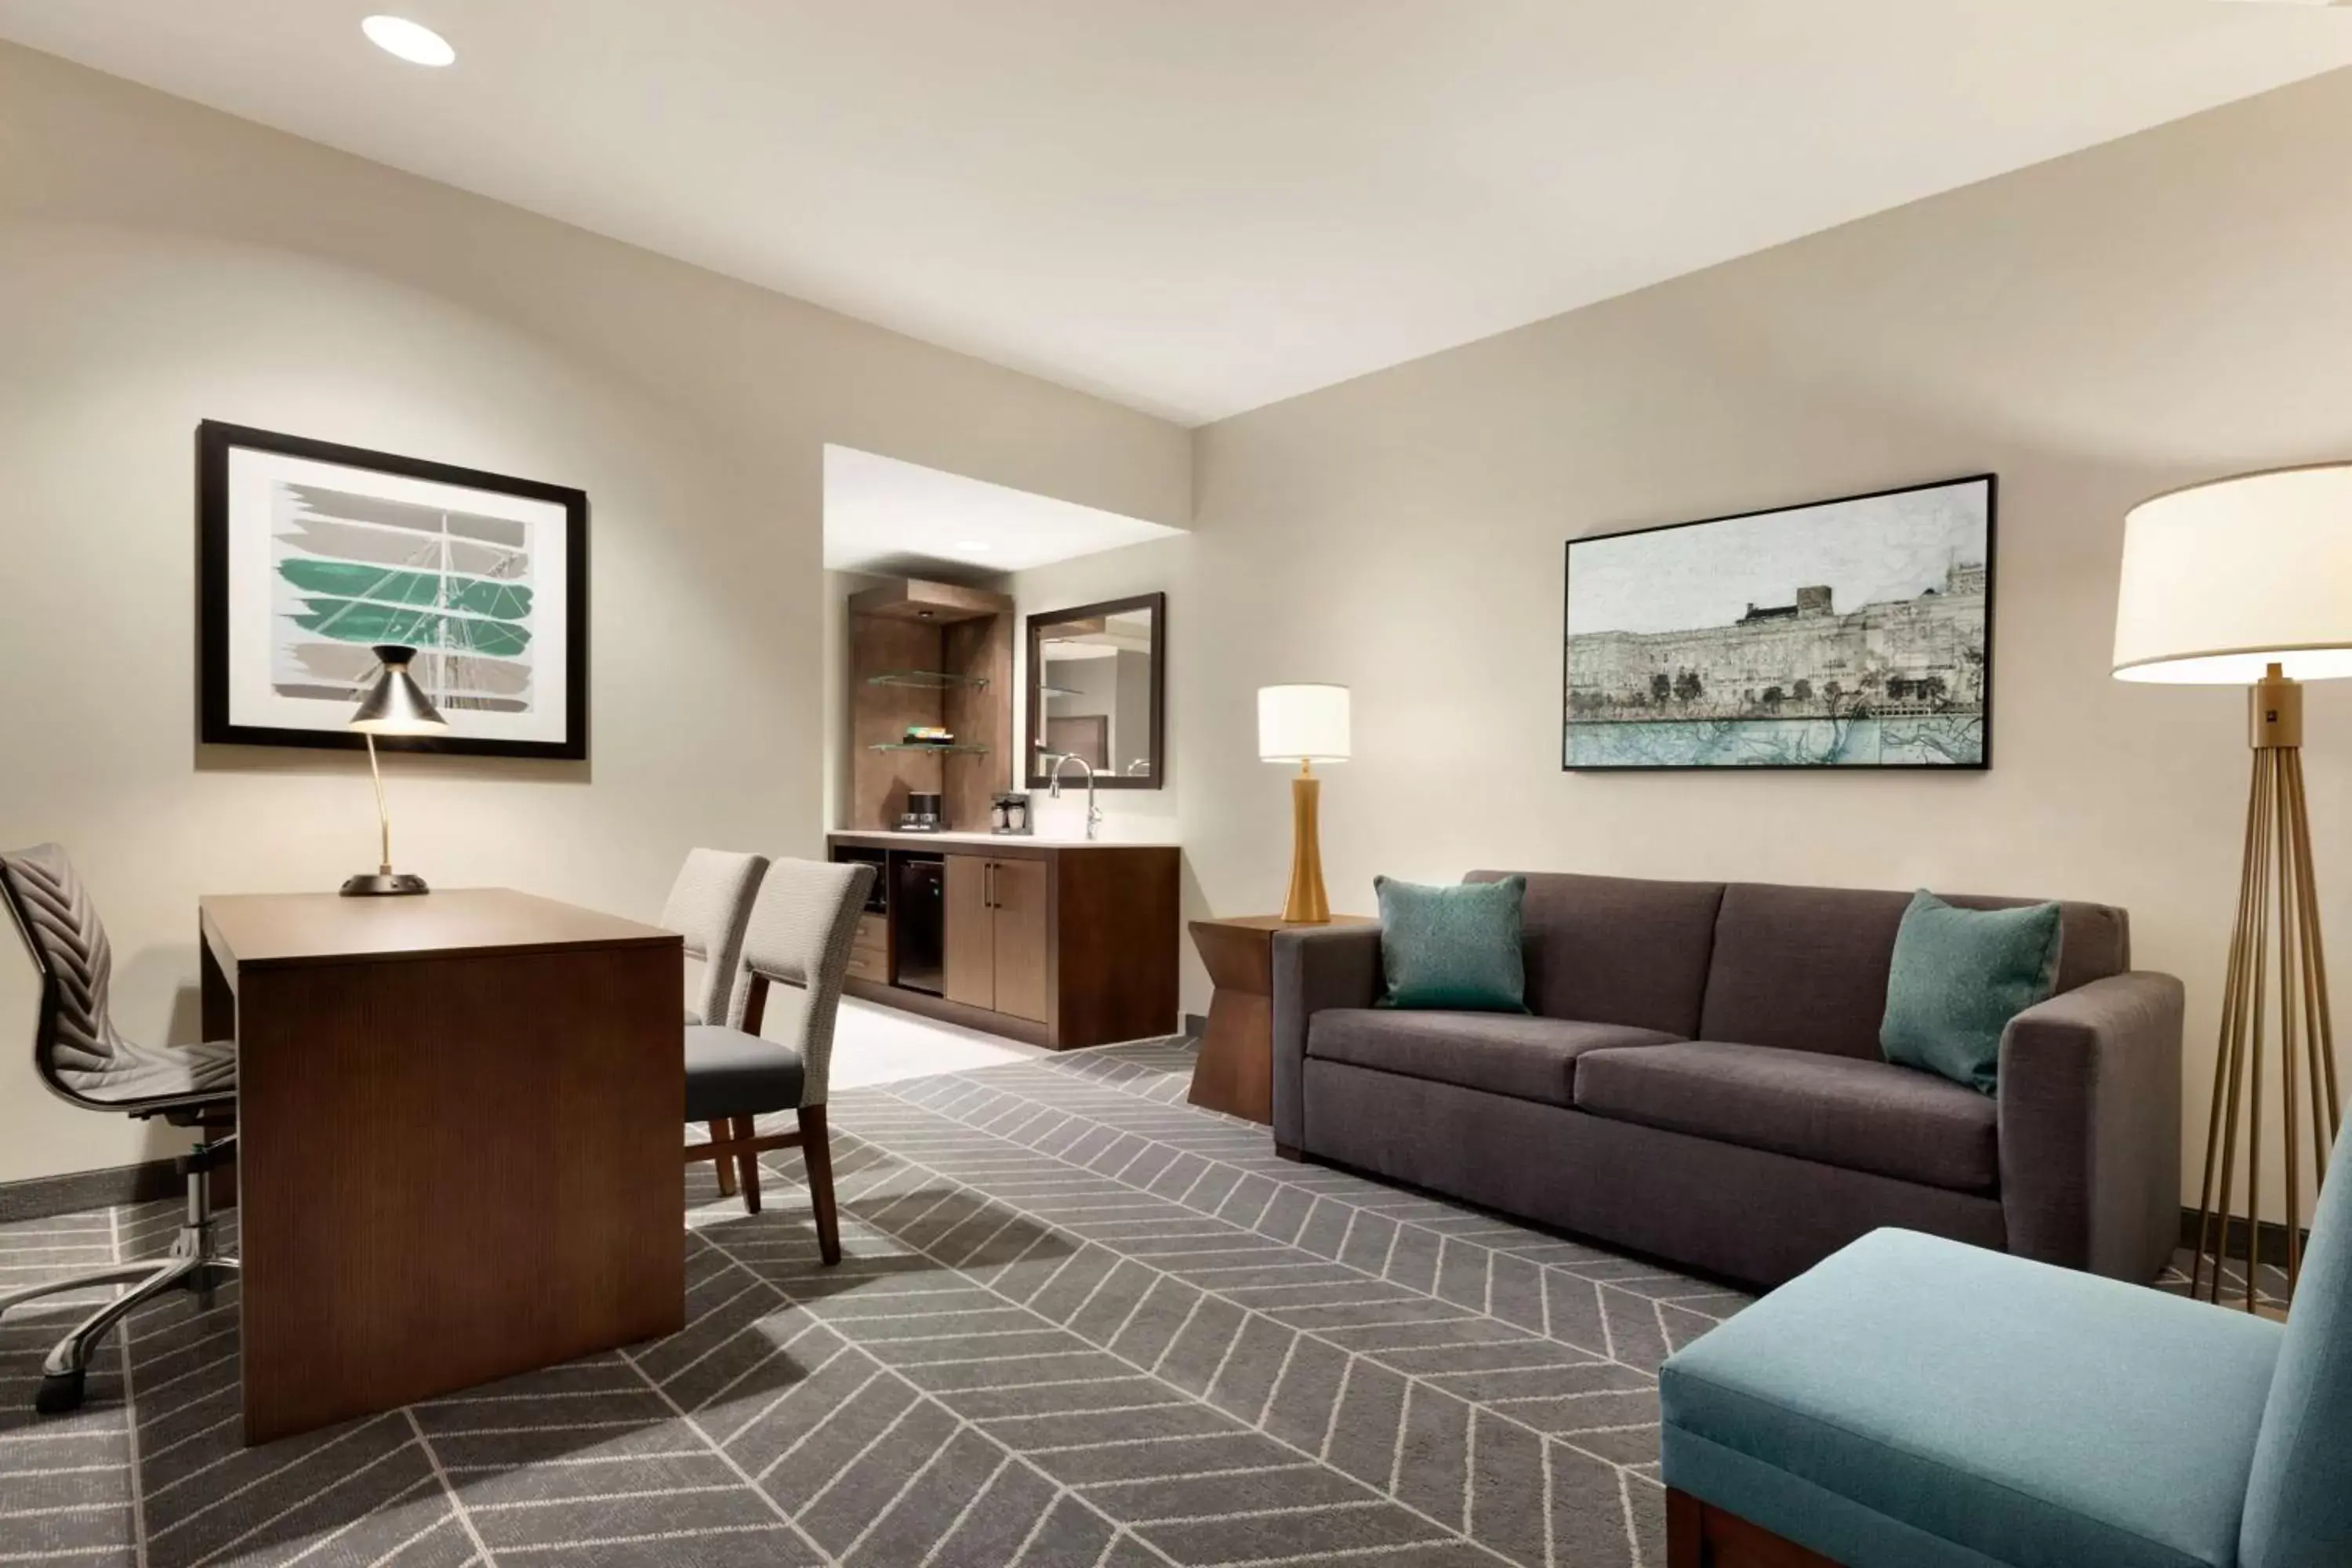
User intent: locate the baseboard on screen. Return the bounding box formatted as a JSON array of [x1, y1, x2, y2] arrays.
[[0, 1159, 182, 1223], [1182, 1012, 1207, 1040], [2180, 1206, 2313, 1269]]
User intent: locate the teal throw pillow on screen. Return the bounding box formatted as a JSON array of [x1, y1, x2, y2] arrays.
[[1881, 890, 2063, 1094], [1374, 875, 1530, 1013]]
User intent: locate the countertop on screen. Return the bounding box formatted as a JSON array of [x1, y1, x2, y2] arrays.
[[828, 829, 1181, 850]]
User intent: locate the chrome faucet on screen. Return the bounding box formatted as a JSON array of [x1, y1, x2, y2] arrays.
[[1040, 745, 1102, 840]]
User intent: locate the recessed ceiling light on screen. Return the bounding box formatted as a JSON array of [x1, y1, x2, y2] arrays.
[[955, 540, 992, 552], [361, 16, 456, 67]]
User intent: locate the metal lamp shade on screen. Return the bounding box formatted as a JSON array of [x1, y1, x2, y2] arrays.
[[348, 646, 450, 736]]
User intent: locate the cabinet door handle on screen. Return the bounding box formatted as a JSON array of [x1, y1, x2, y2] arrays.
[[985, 862, 996, 909]]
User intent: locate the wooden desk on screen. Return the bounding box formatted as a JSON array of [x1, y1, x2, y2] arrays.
[[1187, 914, 1377, 1125], [200, 888, 684, 1444]]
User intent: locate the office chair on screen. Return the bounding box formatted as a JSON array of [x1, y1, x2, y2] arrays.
[[659, 847, 769, 1197], [684, 857, 873, 1262], [0, 844, 238, 1414]]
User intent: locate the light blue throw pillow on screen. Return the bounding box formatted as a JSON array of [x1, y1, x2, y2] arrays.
[[1374, 875, 1530, 1013], [1881, 890, 2063, 1094]]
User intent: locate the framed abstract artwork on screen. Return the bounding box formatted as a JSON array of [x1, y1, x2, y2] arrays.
[[1563, 474, 1994, 771], [198, 422, 589, 760]]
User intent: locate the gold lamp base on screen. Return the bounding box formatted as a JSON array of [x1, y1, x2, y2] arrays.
[[1280, 763, 1330, 924], [2188, 664, 2342, 1312]]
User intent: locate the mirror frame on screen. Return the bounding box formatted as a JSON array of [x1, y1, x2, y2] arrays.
[[1024, 591, 1167, 790]]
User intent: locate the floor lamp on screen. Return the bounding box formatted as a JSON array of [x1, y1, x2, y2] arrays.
[[2114, 463, 2352, 1311]]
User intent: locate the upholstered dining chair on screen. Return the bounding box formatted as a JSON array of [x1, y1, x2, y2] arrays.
[[659, 847, 769, 1199], [683, 857, 873, 1263], [0, 844, 240, 1414]]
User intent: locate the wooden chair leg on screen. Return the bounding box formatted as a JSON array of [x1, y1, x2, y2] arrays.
[[732, 1115, 762, 1214], [710, 1120, 737, 1196], [1667, 1488, 1704, 1567], [800, 1104, 840, 1265]]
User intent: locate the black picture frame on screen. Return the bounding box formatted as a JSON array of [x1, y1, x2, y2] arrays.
[[198, 420, 590, 760], [1024, 591, 1167, 789], [1561, 474, 1996, 772]]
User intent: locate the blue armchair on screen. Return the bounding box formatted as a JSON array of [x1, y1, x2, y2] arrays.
[[1661, 1123, 2352, 1568]]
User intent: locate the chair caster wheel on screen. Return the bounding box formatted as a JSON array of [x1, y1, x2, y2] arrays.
[[34, 1369, 85, 1415]]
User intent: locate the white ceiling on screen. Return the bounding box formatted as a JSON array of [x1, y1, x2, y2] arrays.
[[4, 2, 2349, 424], [823, 445, 1181, 577]]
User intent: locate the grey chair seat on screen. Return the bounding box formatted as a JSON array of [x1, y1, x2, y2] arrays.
[[684, 1025, 804, 1123], [61, 1038, 237, 1107], [1576, 1040, 1999, 1192], [1307, 1008, 1679, 1108]]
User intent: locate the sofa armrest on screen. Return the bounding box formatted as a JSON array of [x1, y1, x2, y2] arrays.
[[1269, 924, 1384, 1149], [1997, 971, 2183, 1281]]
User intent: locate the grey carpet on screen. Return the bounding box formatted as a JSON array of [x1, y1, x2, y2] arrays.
[[0, 1037, 2249, 1566]]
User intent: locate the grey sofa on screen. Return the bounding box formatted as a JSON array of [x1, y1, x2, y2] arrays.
[[1272, 872, 2183, 1287]]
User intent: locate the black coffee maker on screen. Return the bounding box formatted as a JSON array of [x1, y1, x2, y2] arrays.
[[898, 791, 943, 833]]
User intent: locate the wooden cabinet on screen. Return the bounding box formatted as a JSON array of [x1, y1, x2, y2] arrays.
[[832, 833, 1180, 1050], [942, 854, 993, 1009], [844, 911, 888, 985], [990, 858, 1051, 1023], [942, 854, 1050, 1022]]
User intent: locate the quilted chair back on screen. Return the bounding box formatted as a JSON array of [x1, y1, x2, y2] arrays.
[[2241, 1117, 2352, 1567], [731, 858, 874, 1109], [0, 844, 126, 1102], [659, 848, 770, 1025]]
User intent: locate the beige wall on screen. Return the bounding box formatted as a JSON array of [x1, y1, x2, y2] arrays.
[[1116, 70, 2352, 1214], [0, 44, 1189, 1185]]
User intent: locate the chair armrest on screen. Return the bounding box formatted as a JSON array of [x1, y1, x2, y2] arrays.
[[1998, 971, 2183, 1281], [1269, 924, 1385, 1149]]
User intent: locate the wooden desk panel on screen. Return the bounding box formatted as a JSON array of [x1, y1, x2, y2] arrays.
[[202, 889, 684, 1443]]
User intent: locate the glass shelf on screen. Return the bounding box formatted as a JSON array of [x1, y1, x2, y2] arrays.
[[869, 742, 990, 754], [866, 670, 989, 690], [1039, 684, 1083, 699]]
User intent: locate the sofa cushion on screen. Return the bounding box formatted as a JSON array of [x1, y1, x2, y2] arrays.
[[1468, 869, 1723, 1037], [1574, 1040, 1998, 1192], [1662, 1228, 2285, 1568], [1882, 891, 2064, 1094], [1307, 1008, 1678, 1107], [1698, 882, 2132, 1060], [1374, 874, 1530, 1012]]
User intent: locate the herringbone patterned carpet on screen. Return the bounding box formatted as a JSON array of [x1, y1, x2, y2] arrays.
[[1, 1038, 1757, 1566]]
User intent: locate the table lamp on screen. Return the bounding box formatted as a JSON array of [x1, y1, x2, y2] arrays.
[[2113, 462, 2352, 1309], [341, 644, 448, 897], [1258, 684, 1350, 924]]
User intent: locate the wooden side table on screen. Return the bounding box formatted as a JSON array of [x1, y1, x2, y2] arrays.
[[1188, 913, 1377, 1124]]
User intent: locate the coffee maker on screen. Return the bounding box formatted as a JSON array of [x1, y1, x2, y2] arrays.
[[898, 791, 943, 833]]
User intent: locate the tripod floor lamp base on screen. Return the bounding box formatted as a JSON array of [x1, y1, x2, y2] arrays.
[[2187, 666, 2342, 1312]]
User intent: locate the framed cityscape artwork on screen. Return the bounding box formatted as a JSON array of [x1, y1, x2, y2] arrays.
[[198, 421, 590, 760], [1563, 474, 1994, 771]]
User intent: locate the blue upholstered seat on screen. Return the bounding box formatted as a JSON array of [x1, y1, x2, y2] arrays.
[[1662, 1229, 2282, 1568], [1664, 1116, 2352, 1568]]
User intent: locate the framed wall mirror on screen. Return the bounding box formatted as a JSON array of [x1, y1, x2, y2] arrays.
[[1025, 592, 1166, 789]]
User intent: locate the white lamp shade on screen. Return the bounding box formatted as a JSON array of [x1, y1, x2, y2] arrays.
[[2114, 463, 2352, 684], [1258, 684, 1350, 763]]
